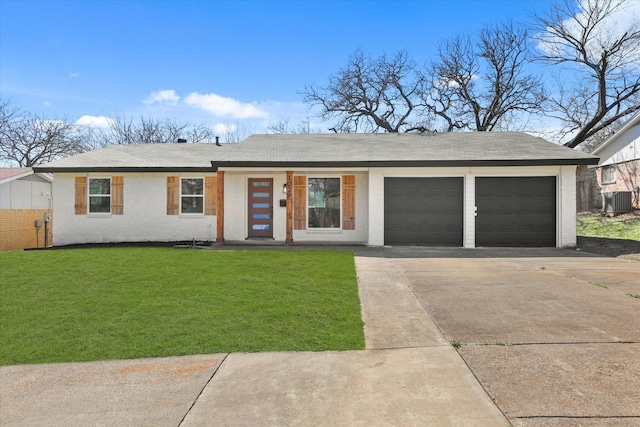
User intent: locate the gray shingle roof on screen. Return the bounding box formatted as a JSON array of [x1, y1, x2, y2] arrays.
[[34, 143, 222, 172], [212, 132, 598, 167], [34, 132, 598, 172]]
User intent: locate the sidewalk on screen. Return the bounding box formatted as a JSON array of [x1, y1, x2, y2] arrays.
[[0, 250, 509, 426]]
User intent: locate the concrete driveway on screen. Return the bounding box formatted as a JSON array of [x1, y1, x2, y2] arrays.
[[1, 246, 638, 426], [368, 247, 640, 427]]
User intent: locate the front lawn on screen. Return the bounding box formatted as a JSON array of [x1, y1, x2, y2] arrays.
[[0, 248, 364, 365]]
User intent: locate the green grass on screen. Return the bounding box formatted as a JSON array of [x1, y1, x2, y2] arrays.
[[0, 248, 364, 365], [577, 212, 640, 241]]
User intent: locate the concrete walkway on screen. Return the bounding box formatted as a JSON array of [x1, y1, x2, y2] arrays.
[[0, 248, 509, 426]]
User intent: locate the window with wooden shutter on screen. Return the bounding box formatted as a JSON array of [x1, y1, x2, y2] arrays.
[[204, 176, 217, 215], [111, 176, 123, 215], [75, 176, 87, 215], [308, 178, 340, 228], [342, 175, 355, 230], [88, 178, 111, 213], [167, 176, 179, 215], [293, 175, 306, 229]]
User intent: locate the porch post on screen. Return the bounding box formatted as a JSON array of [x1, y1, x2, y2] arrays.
[[216, 170, 225, 243], [285, 170, 293, 243]]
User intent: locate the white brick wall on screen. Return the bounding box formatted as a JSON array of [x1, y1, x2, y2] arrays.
[[53, 165, 578, 248], [559, 165, 578, 247], [53, 173, 216, 246], [367, 168, 385, 246], [463, 174, 476, 248]]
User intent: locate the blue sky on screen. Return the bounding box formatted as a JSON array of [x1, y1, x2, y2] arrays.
[[0, 0, 568, 137]]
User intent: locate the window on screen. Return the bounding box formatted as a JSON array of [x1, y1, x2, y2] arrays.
[[602, 165, 616, 183], [181, 178, 204, 214], [89, 178, 111, 213], [308, 178, 340, 228]]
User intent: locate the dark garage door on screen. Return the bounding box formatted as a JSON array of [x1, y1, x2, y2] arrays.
[[476, 177, 556, 247], [385, 177, 463, 246]]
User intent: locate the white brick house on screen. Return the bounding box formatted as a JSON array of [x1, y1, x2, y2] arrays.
[[35, 132, 598, 248]]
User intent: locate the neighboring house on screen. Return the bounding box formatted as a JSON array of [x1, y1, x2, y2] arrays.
[[0, 168, 53, 251], [34, 132, 597, 248], [590, 113, 640, 210]]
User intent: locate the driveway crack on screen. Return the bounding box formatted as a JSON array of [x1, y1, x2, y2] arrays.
[[177, 353, 229, 427]]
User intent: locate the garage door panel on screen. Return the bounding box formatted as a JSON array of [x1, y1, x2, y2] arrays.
[[384, 213, 404, 230], [476, 177, 556, 247], [384, 195, 406, 213], [384, 178, 463, 246], [385, 230, 405, 243], [404, 198, 425, 211], [439, 198, 463, 211], [439, 180, 463, 191], [404, 214, 425, 227]]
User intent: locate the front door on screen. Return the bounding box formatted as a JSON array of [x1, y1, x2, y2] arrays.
[[248, 178, 273, 238]]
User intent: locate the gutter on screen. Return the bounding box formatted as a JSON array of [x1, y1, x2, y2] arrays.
[[32, 166, 216, 173], [209, 158, 600, 171]]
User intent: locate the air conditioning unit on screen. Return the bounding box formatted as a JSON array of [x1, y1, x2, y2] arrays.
[[602, 191, 632, 215]]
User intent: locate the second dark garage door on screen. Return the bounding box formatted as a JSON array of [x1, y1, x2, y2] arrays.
[[385, 177, 463, 246], [476, 177, 556, 247]]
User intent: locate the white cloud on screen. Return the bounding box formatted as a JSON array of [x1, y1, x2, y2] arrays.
[[69, 72, 79, 78], [43, 101, 52, 107], [75, 115, 114, 128], [143, 89, 180, 106], [184, 92, 268, 119]]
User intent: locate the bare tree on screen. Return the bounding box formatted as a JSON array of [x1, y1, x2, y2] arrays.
[[0, 101, 86, 167], [577, 119, 624, 152], [302, 50, 431, 133], [187, 122, 218, 143], [267, 117, 317, 134], [534, 0, 640, 148], [89, 115, 216, 147], [0, 100, 19, 132], [217, 121, 253, 143], [426, 22, 547, 132]]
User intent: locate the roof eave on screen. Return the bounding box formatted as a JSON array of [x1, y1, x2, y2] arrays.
[[32, 166, 216, 173], [0, 169, 34, 184], [31, 158, 600, 174], [210, 158, 600, 170]]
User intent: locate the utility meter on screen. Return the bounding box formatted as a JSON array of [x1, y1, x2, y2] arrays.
[[44, 213, 51, 222]]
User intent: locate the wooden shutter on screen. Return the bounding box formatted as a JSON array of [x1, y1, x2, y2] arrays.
[[342, 175, 355, 230], [75, 176, 87, 215], [167, 176, 179, 215], [293, 175, 307, 230], [111, 176, 124, 215], [204, 176, 217, 215]]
